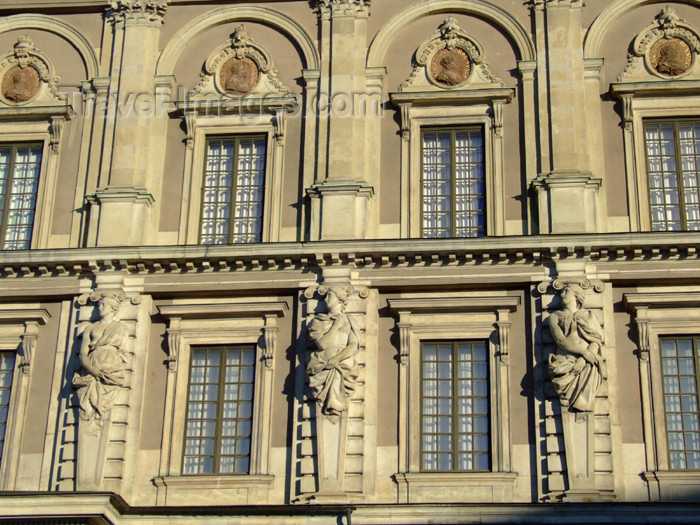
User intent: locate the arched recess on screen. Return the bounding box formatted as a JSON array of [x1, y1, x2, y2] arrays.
[[367, 0, 536, 67], [156, 6, 320, 76], [0, 14, 98, 80], [584, 0, 700, 58]]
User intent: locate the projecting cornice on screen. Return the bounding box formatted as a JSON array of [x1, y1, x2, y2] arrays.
[[315, 0, 370, 18], [1, 233, 700, 281]]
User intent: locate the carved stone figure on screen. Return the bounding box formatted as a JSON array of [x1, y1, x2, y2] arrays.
[[547, 284, 606, 412], [431, 48, 470, 87], [220, 57, 259, 94], [307, 287, 361, 423], [73, 296, 129, 424], [650, 38, 692, 76], [1, 65, 39, 103]]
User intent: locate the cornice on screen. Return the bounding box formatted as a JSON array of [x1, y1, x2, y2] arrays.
[[0, 233, 699, 281], [315, 0, 370, 18], [108, 0, 168, 26], [527, 0, 584, 10]]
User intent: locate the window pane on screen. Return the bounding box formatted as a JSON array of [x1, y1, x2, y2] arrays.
[[421, 129, 485, 238], [421, 341, 489, 472], [200, 137, 266, 244], [645, 121, 700, 231], [660, 336, 700, 470], [0, 352, 15, 465], [183, 346, 255, 474], [0, 145, 42, 250]]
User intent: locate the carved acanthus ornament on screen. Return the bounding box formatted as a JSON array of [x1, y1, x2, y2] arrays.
[[496, 309, 511, 364], [190, 25, 291, 100], [263, 314, 278, 368], [618, 7, 700, 82], [19, 322, 39, 374], [635, 312, 651, 362], [0, 36, 66, 106], [397, 311, 411, 366], [399, 17, 504, 92], [166, 327, 181, 371], [109, 0, 168, 26], [315, 0, 370, 18], [304, 284, 368, 423]]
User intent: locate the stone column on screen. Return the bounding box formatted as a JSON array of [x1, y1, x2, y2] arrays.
[[530, 0, 602, 234], [87, 0, 167, 246], [306, 0, 374, 240]]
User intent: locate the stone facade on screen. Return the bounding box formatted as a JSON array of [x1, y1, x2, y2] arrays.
[[0, 0, 699, 523]]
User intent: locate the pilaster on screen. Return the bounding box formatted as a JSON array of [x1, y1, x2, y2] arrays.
[[307, 0, 375, 240], [87, 0, 168, 247], [529, 0, 602, 234]]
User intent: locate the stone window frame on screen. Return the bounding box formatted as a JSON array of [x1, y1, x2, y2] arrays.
[[0, 305, 49, 490], [176, 101, 296, 246], [154, 299, 287, 505], [624, 291, 700, 500], [390, 89, 514, 239], [0, 111, 71, 250], [387, 295, 519, 503], [610, 83, 700, 233]]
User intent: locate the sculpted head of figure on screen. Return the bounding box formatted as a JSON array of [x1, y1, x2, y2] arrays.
[[561, 283, 585, 310], [97, 295, 121, 319], [324, 287, 348, 315]]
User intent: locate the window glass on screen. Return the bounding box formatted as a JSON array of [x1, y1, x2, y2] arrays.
[[421, 129, 485, 238], [660, 336, 700, 469], [421, 341, 490, 471], [644, 121, 700, 231], [201, 137, 266, 244], [0, 352, 15, 466], [183, 346, 255, 475], [0, 144, 42, 250]]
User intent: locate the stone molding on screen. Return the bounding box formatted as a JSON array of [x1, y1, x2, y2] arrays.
[[398, 17, 504, 92], [0, 305, 50, 488], [158, 300, 288, 370], [2, 233, 700, 279], [527, 0, 583, 9], [0, 305, 50, 490], [189, 24, 291, 100], [315, 0, 370, 18], [387, 293, 519, 500], [623, 290, 700, 497], [0, 36, 66, 107], [155, 298, 288, 504], [367, 0, 535, 68], [108, 0, 168, 26], [0, 14, 99, 79], [155, 6, 319, 75], [617, 7, 700, 83]]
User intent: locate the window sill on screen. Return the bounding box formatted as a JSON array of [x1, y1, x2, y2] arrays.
[[393, 471, 517, 503], [153, 475, 274, 505], [643, 470, 700, 502]]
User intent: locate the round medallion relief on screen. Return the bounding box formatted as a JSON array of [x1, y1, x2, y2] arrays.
[[1, 65, 40, 103], [219, 57, 259, 95], [650, 37, 692, 77], [430, 48, 470, 87]]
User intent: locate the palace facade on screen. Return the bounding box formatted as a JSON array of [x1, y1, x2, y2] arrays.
[[0, 0, 700, 523]]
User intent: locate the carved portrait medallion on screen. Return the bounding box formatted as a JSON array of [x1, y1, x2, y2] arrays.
[[430, 48, 470, 87], [219, 57, 259, 95], [1, 65, 40, 103], [650, 37, 692, 77]]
